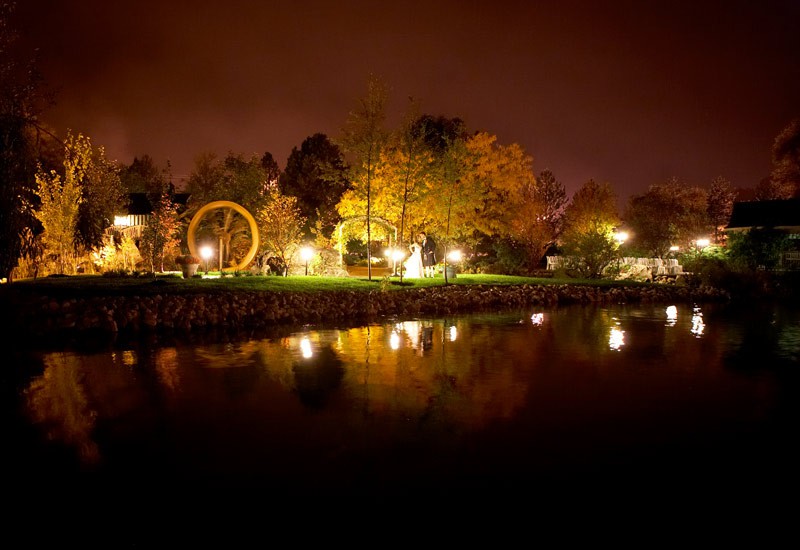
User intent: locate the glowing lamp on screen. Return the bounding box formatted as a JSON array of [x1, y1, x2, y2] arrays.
[[199, 245, 213, 274], [300, 246, 314, 276]]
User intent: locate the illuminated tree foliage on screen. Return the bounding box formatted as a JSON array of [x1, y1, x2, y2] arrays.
[[509, 169, 567, 270], [33, 131, 90, 274], [560, 179, 621, 278], [256, 192, 306, 275], [139, 184, 180, 273], [336, 75, 389, 279], [75, 145, 127, 251], [389, 100, 434, 255]]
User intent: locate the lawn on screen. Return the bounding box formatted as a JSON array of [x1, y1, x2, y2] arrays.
[[1, 271, 633, 298]]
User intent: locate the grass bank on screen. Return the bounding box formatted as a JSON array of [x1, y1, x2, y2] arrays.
[[1, 272, 643, 298]]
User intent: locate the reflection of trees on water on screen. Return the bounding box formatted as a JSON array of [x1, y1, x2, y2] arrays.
[[25, 353, 101, 465], [331, 319, 536, 431], [292, 346, 345, 409]]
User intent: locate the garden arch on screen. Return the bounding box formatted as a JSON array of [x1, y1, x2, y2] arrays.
[[187, 200, 260, 272], [335, 216, 398, 265]]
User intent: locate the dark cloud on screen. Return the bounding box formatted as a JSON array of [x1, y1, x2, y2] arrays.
[[14, 0, 800, 203]]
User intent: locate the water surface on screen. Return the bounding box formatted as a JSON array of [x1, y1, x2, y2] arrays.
[[6, 301, 799, 525]]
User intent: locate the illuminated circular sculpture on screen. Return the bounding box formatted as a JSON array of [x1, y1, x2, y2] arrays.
[[187, 200, 260, 272]]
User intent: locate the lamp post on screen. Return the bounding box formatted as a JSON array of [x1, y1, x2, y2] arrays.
[[446, 249, 462, 280], [392, 248, 405, 277], [200, 245, 212, 275], [300, 246, 314, 276]]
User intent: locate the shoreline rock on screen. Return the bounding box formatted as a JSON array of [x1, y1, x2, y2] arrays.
[[1, 282, 731, 343]]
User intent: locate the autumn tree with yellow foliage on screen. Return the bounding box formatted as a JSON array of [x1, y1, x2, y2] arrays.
[[34, 131, 91, 274], [559, 179, 621, 278]]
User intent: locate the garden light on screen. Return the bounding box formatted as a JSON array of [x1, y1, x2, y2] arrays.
[[300, 246, 314, 276], [200, 245, 213, 274]]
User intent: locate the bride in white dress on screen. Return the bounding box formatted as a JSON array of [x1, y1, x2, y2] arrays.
[[404, 242, 424, 278]]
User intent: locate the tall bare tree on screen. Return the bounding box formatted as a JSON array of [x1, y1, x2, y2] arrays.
[[337, 75, 389, 280]]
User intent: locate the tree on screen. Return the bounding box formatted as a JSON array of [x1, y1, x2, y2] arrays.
[[767, 118, 800, 199], [707, 176, 736, 244], [256, 192, 306, 276], [0, 3, 54, 281], [279, 134, 348, 241], [260, 151, 281, 192], [75, 145, 127, 252], [336, 75, 389, 280], [560, 179, 621, 278], [120, 155, 164, 194], [385, 99, 432, 280], [509, 169, 567, 270], [139, 184, 180, 273], [727, 228, 791, 271], [33, 131, 90, 274], [624, 178, 710, 257]]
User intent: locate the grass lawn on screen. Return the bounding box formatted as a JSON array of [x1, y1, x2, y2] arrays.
[[1, 271, 637, 298]]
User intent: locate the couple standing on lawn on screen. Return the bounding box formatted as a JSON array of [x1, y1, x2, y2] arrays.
[[404, 232, 436, 278]]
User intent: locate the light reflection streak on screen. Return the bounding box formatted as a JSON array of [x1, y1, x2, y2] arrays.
[[390, 331, 400, 350], [448, 325, 457, 341], [531, 313, 544, 326], [300, 336, 313, 358], [691, 307, 705, 337], [666, 305, 677, 327], [609, 327, 625, 351]]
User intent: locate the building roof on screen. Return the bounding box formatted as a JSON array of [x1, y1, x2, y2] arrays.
[[725, 199, 800, 232], [126, 192, 191, 215]]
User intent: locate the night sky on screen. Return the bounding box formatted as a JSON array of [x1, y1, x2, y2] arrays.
[[13, 0, 800, 204]]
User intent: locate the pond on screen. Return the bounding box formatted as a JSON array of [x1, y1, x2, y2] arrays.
[[5, 300, 799, 532]]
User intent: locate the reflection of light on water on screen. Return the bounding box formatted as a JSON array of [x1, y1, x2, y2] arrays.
[[300, 337, 313, 358], [122, 350, 137, 366], [609, 327, 625, 350], [390, 331, 400, 350], [666, 305, 677, 327], [531, 313, 544, 326], [778, 326, 800, 361], [449, 325, 457, 341], [691, 307, 705, 337]]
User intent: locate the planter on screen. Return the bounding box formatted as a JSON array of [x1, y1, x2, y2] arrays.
[[181, 264, 199, 278], [445, 266, 457, 279]]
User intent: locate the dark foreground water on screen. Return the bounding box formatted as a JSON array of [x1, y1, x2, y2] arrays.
[[4, 301, 799, 537]]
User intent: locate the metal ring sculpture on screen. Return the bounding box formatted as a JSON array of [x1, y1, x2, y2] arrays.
[[187, 200, 260, 272]]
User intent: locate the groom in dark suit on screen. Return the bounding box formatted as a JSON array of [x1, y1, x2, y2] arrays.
[[419, 232, 436, 277]]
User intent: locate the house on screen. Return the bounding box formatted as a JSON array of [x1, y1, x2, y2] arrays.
[[109, 192, 191, 241], [724, 198, 800, 269], [725, 198, 800, 234]]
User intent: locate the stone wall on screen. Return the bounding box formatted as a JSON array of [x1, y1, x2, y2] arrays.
[[1, 282, 731, 341]]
